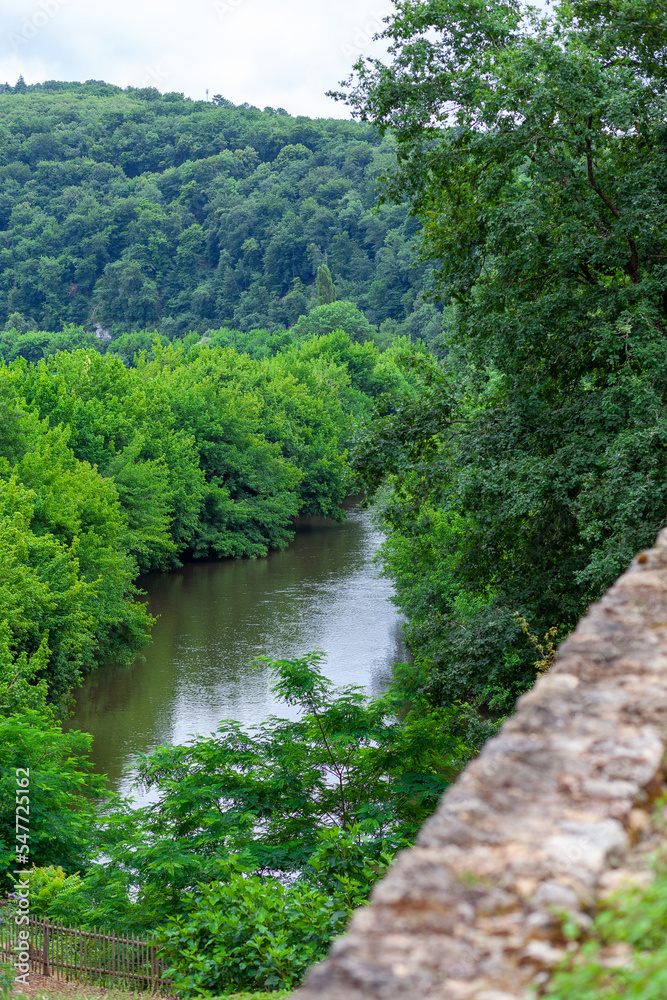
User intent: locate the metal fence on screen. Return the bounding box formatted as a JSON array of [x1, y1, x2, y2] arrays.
[[0, 917, 170, 993]]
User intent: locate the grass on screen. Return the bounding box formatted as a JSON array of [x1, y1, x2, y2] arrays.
[[11, 993, 293, 1000], [221, 993, 293, 999], [9, 986, 293, 1000]]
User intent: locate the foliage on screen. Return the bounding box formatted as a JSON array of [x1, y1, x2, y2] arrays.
[[0, 961, 12, 1000], [125, 652, 457, 878], [14, 864, 85, 915], [316, 264, 336, 306], [132, 343, 303, 559], [224, 993, 292, 999], [0, 68, 523, 996], [0, 712, 105, 891], [3, 328, 418, 581], [547, 862, 667, 998], [341, 0, 667, 714], [0, 78, 443, 717], [291, 301, 375, 346], [159, 872, 357, 996], [26, 653, 493, 934], [0, 81, 443, 350], [513, 615, 562, 676], [0, 375, 151, 700], [0, 326, 421, 707]]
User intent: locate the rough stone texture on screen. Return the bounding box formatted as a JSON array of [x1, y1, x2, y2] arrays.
[[294, 531, 667, 999]]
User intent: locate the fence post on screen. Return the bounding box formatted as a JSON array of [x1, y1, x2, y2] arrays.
[[151, 944, 158, 991], [42, 921, 50, 977]]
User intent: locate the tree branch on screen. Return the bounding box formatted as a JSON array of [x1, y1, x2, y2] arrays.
[[307, 697, 348, 829], [578, 261, 597, 285], [585, 118, 641, 284]]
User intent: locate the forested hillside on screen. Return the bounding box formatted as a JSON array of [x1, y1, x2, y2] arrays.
[[7, 0, 667, 991], [0, 80, 443, 352]]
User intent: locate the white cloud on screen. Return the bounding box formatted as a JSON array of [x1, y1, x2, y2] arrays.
[[0, 0, 393, 117]]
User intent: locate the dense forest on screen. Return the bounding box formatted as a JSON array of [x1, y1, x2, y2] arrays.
[[4, 0, 667, 994], [0, 79, 444, 355]]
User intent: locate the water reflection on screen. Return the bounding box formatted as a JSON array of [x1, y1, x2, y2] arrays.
[[68, 505, 407, 798]]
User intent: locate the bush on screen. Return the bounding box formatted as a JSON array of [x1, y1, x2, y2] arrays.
[[160, 873, 357, 995]]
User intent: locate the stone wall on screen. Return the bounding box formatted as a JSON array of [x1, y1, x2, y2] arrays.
[[295, 530, 667, 999]]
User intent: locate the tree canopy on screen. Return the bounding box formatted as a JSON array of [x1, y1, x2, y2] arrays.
[[0, 80, 444, 352], [341, 0, 667, 712]]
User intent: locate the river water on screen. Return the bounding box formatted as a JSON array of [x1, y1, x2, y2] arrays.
[[68, 503, 407, 800]]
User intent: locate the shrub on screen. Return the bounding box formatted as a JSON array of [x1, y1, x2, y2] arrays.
[[159, 873, 358, 995]]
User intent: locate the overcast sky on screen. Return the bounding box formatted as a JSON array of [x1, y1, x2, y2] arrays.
[[0, 0, 394, 118]]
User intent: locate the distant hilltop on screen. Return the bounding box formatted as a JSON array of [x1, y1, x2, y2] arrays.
[[0, 79, 444, 352]]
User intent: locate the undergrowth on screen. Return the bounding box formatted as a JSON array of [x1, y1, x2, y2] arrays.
[[546, 865, 667, 998]]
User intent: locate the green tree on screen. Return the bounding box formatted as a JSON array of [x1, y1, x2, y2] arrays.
[[142, 342, 303, 557], [291, 301, 375, 344], [93, 260, 160, 327], [316, 263, 336, 305], [159, 868, 367, 996], [341, 0, 667, 710], [0, 82, 435, 338], [9, 348, 208, 570], [0, 712, 105, 890], [0, 376, 151, 699]]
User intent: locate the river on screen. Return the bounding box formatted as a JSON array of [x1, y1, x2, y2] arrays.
[[68, 502, 407, 802]]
